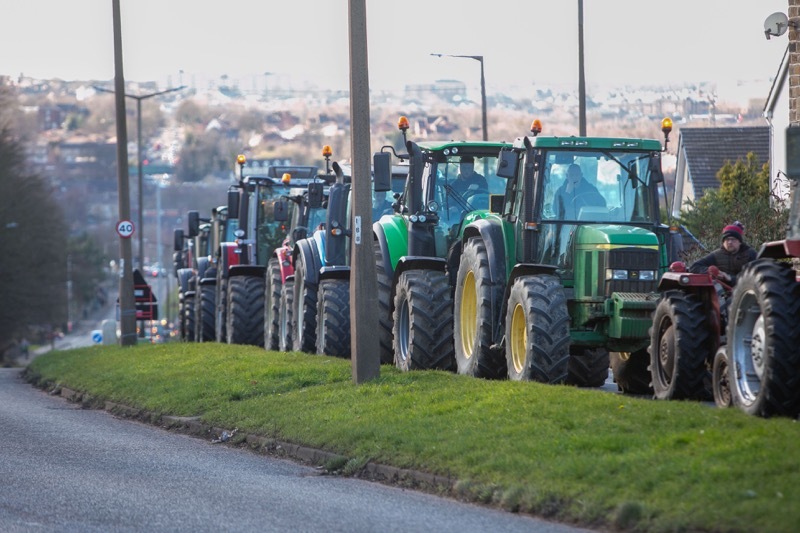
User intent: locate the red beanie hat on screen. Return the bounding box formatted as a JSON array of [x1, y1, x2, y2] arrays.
[[721, 222, 744, 243]]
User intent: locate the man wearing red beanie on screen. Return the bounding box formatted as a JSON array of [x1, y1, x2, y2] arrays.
[[688, 221, 757, 285]]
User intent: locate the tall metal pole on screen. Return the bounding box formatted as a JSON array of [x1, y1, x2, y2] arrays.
[[578, 0, 587, 136], [136, 98, 144, 270], [348, 0, 380, 383], [431, 53, 488, 141], [111, 0, 136, 346]]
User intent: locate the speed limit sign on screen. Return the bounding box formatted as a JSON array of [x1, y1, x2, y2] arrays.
[[116, 219, 135, 238]]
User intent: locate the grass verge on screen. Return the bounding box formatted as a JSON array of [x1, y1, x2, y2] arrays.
[[25, 343, 800, 532]]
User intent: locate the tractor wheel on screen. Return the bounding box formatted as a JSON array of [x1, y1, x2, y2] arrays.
[[316, 278, 351, 358], [393, 269, 456, 372], [215, 277, 227, 343], [649, 290, 713, 401], [183, 294, 196, 342], [505, 275, 570, 383], [264, 258, 282, 350], [727, 260, 800, 417], [226, 276, 265, 346], [279, 280, 294, 352], [454, 237, 505, 378], [374, 239, 395, 364], [567, 347, 610, 387], [611, 350, 652, 395], [199, 285, 216, 342], [712, 347, 732, 408], [293, 256, 318, 353]]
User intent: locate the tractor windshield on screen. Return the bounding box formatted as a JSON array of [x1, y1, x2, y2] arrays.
[[431, 154, 506, 228], [539, 150, 658, 224], [255, 186, 292, 265]]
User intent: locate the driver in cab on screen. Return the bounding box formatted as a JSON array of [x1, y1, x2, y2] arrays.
[[555, 163, 606, 219], [451, 156, 488, 196]]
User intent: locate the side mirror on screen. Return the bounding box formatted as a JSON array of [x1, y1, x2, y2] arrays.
[[495, 149, 518, 179], [489, 194, 504, 214], [649, 154, 664, 183], [629, 162, 639, 189], [227, 190, 239, 219], [187, 211, 199, 238], [273, 199, 289, 222], [173, 228, 184, 251], [373, 152, 392, 192], [307, 182, 324, 209]]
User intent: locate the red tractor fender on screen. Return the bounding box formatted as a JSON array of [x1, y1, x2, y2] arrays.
[[276, 245, 294, 283]]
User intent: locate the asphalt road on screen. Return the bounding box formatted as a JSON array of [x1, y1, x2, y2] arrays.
[[0, 368, 592, 533]]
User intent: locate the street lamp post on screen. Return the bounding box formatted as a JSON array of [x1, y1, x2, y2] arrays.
[[431, 53, 488, 141], [94, 85, 185, 270]]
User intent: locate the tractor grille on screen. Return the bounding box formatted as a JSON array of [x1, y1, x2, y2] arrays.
[[603, 248, 658, 296]]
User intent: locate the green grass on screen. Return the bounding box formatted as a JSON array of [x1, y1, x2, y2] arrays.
[[26, 343, 800, 532]]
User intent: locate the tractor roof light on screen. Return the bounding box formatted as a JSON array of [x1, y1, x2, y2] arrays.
[[398, 116, 410, 132], [530, 119, 543, 136], [282, 173, 291, 184], [236, 154, 246, 165], [661, 117, 673, 135], [322, 145, 332, 157]]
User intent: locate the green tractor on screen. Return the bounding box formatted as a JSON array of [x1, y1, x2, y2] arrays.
[[372, 116, 511, 370], [452, 119, 679, 388]]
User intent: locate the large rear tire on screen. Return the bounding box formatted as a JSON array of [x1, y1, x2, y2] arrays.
[[728, 259, 800, 417], [279, 279, 294, 352], [226, 276, 265, 346], [374, 239, 395, 364], [293, 256, 318, 353], [505, 275, 570, 383], [611, 350, 652, 395], [264, 258, 282, 350], [453, 237, 505, 378], [316, 278, 351, 358], [393, 269, 455, 372], [649, 290, 713, 401]]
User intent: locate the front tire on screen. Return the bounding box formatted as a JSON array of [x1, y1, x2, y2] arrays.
[[279, 280, 294, 352], [393, 269, 455, 372], [505, 275, 570, 383], [374, 238, 395, 364], [264, 258, 282, 350], [293, 256, 317, 353], [712, 348, 732, 408], [728, 259, 800, 417], [453, 238, 504, 378], [198, 284, 216, 342], [649, 291, 713, 401], [183, 294, 196, 342], [611, 350, 652, 395], [316, 278, 351, 357], [567, 347, 610, 387]]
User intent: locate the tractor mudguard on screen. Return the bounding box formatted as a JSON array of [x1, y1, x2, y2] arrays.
[[294, 236, 323, 287], [374, 216, 408, 270], [319, 265, 350, 281], [461, 217, 507, 287], [228, 264, 265, 279]]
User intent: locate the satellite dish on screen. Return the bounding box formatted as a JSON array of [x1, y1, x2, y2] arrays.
[[764, 12, 791, 40]]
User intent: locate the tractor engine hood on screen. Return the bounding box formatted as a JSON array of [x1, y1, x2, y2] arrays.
[[573, 224, 659, 248]]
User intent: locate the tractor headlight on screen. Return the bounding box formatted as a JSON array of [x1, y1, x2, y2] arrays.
[[607, 269, 629, 280], [639, 270, 655, 281]]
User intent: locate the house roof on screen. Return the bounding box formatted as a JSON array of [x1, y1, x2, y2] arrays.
[[764, 44, 789, 117], [677, 126, 770, 198]]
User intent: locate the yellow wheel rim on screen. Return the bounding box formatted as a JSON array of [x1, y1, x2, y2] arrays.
[[459, 271, 477, 358], [510, 303, 527, 374]]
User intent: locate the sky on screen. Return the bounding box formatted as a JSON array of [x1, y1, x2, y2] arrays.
[[0, 0, 791, 95]]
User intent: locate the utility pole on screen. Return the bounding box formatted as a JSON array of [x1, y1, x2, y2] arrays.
[[111, 0, 136, 346], [578, 0, 587, 136], [431, 53, 488, 141], [348, 0, 380, 383]]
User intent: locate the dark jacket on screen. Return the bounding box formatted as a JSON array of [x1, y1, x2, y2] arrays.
[[688, 243, 757, 285], [555, 179, 606, 219]]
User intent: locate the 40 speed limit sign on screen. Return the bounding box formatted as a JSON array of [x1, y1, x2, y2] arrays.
[[116, 220, 135, 238]]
